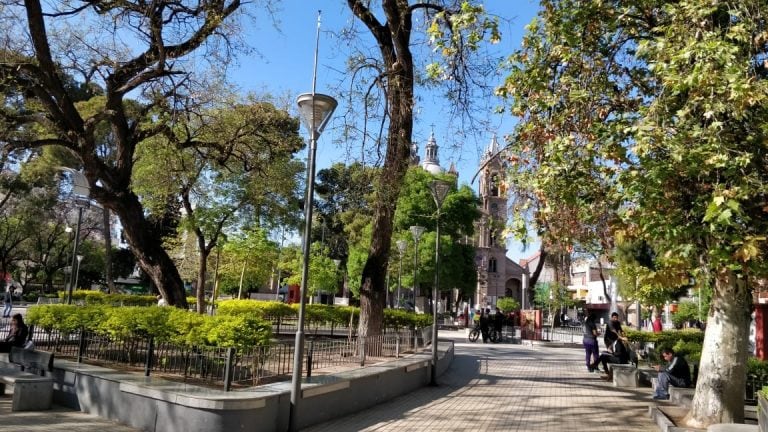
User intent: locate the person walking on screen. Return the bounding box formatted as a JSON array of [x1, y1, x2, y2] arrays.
[[493, 307, 504, 342], [653, 348, 691, 400], [3, 285, 12, 318], [583, 313, 599, 373], [479, 308, 490, 343]]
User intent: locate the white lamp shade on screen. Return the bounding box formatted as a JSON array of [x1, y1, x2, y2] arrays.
[[429, 180, 451, 207], [409, 225, 426, 241], [296, 93, 338, 139]]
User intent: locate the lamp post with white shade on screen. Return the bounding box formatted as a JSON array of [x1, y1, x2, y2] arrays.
[[396, 240, 407, 308], [288, 91, 337, 432], [428, 179, 451, 386], [409, 225, 425, 309]]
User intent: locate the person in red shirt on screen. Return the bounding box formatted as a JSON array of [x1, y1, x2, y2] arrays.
[[652, 314, 663, 333]]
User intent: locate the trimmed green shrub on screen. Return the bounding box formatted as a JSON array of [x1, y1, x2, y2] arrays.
[[26, 304, 272, 348], [217, 299, 293, 318]]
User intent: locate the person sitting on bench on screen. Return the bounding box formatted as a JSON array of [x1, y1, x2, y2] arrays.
[[591, 336, 630, 378], [0, 313, 28, 353], [653, 348, 691, 400]]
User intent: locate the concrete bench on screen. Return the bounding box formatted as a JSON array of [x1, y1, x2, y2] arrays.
[[0, 347, 54, 411], [608, 363, 638, 387]]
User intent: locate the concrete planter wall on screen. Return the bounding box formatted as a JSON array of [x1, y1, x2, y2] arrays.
[[759, 392, 768, 432], [41, 341, 454, 432]]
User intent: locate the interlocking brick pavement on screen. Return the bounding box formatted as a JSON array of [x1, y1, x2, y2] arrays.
[[0, 328, 662, 432], [303, 330, 660, 432], [0, 396, 140, 432]]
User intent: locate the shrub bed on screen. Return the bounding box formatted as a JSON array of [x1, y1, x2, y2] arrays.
[[26, 304, 271, 349]]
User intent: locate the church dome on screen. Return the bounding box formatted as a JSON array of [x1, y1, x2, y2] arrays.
[[421, 131, 443, 174]]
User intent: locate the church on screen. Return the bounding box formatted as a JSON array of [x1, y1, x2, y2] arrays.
[[413, 132, 529, 312]]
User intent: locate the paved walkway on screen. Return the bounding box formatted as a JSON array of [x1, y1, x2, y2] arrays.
[[0, 398, 139, 432], [303, 329, 661, 432], [0, 329, 663, 432]]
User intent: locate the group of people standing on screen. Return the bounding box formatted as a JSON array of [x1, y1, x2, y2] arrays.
[[476, 307, 505, 343], [581, 311, 691, 400], [582, 312, 628, 378]]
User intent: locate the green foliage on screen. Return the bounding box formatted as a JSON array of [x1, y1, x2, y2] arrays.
[[672, 340, 703, 365], [496, 297, 520, 312], [217, 227, 279, 296], [672, 302, 701, 328], [216, 299, 428, 330], [624, 328, 704, 348], [748, 357, 768, 381], [216, 299, 292, 318], [198, 314, 272, 349], [58, 290, 158, 306], [26, 305, 104, 335], [26, 304, 272, 348], [284, 243, 342, 297]]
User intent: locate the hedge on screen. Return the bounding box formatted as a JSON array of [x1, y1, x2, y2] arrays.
[[216, 299, 431, 330], [56, 290, 198, 307], [26, 304, 271, 349]]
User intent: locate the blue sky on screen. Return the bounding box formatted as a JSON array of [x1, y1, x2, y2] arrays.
[[229, 1, 541, 261]]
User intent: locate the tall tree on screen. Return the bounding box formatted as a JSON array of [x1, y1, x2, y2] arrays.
[[133, 98, 303, 312], [0, 1, 247, 307], [343, 1, 499, 336], [500, 0, 768, 425]]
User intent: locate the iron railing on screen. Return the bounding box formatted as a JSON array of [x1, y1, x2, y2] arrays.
[[24, 325, 429, 391]]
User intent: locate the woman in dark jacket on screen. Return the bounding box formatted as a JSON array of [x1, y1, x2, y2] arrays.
[[0, 313, 28, 352]]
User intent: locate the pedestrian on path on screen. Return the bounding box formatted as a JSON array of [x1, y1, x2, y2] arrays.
[[493, 307, 504, 342], [479, 309, 490, 343], [583, 312, 599, 372], [3, 284, 13, 318]]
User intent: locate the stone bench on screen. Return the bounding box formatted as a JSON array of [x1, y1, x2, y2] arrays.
[[608, 363, 638, 387], [0, 347, 54, 411]]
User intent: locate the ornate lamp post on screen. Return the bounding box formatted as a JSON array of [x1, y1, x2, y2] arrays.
[[58, 168, 90, 305], [428, 179, 450, 386], [409, 225, 425, 309], [396, 240, 407, 308], [289, 91, 337, 431]]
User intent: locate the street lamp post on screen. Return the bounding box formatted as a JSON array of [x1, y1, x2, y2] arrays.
[[73, 254, 84, 293], [289, 92, 337, 432], [409, 225, 425, 310], [58, 167, 90, 304], [66, 202, 86, 304], [396, 240, 407, 308], [428, 180, 450, 386]]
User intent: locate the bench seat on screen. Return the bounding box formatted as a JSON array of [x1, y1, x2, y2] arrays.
[[608, 363, 638, 387], [0, 366, 53, 411], [0, 347, 55, 411]]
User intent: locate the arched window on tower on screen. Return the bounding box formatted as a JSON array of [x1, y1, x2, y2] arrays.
[[488, 258, 498, 273], [490, 173, 499, 196]]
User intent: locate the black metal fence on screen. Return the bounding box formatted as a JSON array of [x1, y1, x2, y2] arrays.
[[26, 325, 430, 391], [521, 325, 583, 343]]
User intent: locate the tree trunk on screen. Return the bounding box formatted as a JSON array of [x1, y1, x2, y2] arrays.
[[195, 239, 209, 314], [102, 208, 115, 293], [684, 268, 751, 427], [351, 0, 415, 338], [528, 245, 548, 287], [107, 193, 188, 308]]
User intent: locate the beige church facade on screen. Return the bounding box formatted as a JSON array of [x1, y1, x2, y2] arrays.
[[415, 133, 529, 311]]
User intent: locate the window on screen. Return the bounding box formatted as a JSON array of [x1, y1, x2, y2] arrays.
[[488, 258, 497, 273]]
